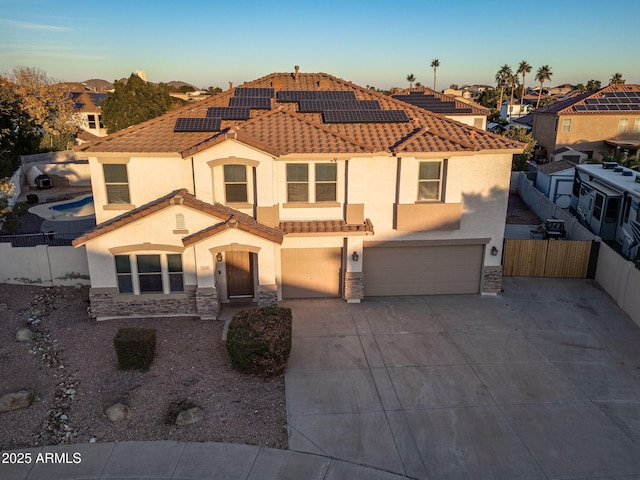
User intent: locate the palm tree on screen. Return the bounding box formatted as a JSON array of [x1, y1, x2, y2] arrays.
[[406, 73, 416, 89], [535, 65, 553, 109], [430, 59, 440, 90], [517, 60, 531, 113], [609, 72, 625, 85], [495, 64, 513, 112]]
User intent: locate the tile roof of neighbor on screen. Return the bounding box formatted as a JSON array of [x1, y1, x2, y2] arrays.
[[392, 87, 489, 116], [535, 84, 640, 115], [72, 190, 284, 246], [75, 71, 523, 157]]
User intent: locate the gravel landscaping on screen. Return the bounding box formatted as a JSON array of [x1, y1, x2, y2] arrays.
[[0, 284, 287, 450]]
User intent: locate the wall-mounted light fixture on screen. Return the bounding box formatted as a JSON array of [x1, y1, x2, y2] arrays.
[[216, 252, 223, 262], [490, 246, 499, 256], [352, 251, 359, 262]]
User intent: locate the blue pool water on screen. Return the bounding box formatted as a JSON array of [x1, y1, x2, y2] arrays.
[[50, 195, 94, 216]]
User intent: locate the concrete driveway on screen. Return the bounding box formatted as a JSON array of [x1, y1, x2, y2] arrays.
[[283, 278, 640, 480]]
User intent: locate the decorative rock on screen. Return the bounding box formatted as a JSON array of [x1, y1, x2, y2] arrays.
[[16, 329, 34, 342], [176, 407, 204, 425], [105, 403, 130, 422], [89, 438, 97, 443], [0, 391, 35, 412], [0, 303, 7, 312]]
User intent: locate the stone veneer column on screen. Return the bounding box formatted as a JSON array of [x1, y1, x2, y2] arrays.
[[481, 266, 503, 295], [257, 285, 278, 307], [344, 272, 364, 303], [196, 287, 220, 320]]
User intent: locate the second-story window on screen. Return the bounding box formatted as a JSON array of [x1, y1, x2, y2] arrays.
[[87, 114, 97, 129], [418, 161, 441, 201], [103, 164, 130, 204], [224, 165, 248, 203], [287, 164, 309, 202], [618, 118, 629, 133], [315, 163, 337, 202], [562, 118, 571, 132]]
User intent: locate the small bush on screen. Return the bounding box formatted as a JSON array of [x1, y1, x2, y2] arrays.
[[26, 194, 39, 205], [114, 327, 156, 371], [226, 307, 292, 376]]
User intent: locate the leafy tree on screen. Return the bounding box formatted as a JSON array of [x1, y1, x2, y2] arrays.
[[430, 59, 440, 90], [609, 73, 625, 85], [6, 66, 77, 151], [495, 64, 513, 111], [101, 73, 173, 133], [503, 126, 535, 171], [517, 60, 531, 108], [406, 73, 416, 89], [535, 65, 553, 108], [600, 150, 638, 170], [0, 78, 39, 177], [206, 86, 222, 95], [178, 85, 196, 93], [415, 82, 423, 88], [585, 79, 601, 91], [575, 83, 586, 93], [477, 88, 500, 109]]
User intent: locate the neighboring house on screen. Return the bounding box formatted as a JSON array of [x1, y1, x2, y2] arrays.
[[62, 82, 109, 139], [442, 87, 473, 100], [529, 159, 577, 208], [549, 146, 588, 163], [392, 88, 489, 130], [72, 69, 523, 320], [532, 84, 640, 162], [571, 162, 640, 264], [500, 100, 534, 122], [548, 84, 575, 96]]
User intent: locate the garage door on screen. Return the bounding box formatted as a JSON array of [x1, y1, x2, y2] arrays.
[[281, 248, 342, 298], [363, 245, 483, 296]]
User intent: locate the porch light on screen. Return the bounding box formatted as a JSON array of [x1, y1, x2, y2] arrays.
[[352, 251, 359, 262], [490, 246, 499, 256], [216, 252, 223, 262]]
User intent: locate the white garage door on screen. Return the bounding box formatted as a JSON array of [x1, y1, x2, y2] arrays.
[[281, 248, 342, 299], [363, 245, 483, 296]]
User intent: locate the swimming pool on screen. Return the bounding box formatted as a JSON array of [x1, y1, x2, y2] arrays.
[[29, 194, 95, 220]]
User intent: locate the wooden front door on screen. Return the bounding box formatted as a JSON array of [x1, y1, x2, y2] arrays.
[[226, 251, 254, 297]]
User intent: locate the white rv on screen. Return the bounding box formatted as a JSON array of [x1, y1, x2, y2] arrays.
[[571, 163, 640, 264]]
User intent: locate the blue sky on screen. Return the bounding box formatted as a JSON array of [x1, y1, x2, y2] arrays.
[[1, 0, 639, 90]]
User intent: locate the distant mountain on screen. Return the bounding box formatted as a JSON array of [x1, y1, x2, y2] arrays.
[[82, 79, 113, 91], [166, 81, 197, 90]]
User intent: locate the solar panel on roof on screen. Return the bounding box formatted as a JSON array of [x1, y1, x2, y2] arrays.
[[90, 93, 107, 106], [234, 87, 274, 97], [228, 97, 271, 109], [277, 90, 357, 102], [298, 100, 381, 112], [206, 107, 251, 119], [174, 117, 221, 132], [323, 110, 409, 123]]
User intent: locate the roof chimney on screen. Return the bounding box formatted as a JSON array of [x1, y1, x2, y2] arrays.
[[294, 65, 299, 81], [229, 81, 233, 90]]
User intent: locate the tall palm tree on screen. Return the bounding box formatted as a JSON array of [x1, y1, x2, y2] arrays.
[[517, 60, 531, 113], [609, 72, 625, 85], [406, 73, 416, 89], [495, 64, 513, 112], [535, 65, 553, 109], [430, 59, 440, 90]]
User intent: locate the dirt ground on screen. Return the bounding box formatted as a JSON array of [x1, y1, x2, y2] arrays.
[[506, 192, 541, 225], [0, 284, 287, 450]]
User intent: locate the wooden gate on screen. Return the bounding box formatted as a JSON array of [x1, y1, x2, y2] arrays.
[[503, 239, 596, 278]]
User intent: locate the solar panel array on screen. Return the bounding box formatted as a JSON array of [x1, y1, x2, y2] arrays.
[[574, 91, 640, 112], [277, 90, 357, 102], [229, 97, 272, 109], [174, 117, 221, 132], [392, 94, 472, 114], [90, 93, 107, 107], [298, 100, 381, 112], [206, 107, 251, 120], [234, 88, 274, 97], [323, 110, 410, 124]]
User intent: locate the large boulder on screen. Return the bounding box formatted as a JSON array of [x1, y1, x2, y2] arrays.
[[0, 391, 35, 412], [105, 403, 130, 422], [16, 328, 34, 342], [176, 407, 204, 425]]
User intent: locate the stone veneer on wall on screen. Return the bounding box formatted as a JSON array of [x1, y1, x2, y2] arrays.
[[257, 285, 278, 307], [481, 266, 503, 295], [344, 272, 364, 302]]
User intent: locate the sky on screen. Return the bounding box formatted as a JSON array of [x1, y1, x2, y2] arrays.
[[1, 0, 639, 91]]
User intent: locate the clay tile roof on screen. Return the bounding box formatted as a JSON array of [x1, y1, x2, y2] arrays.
[[72, 189, 283, 246], [280, 219, 374, 235], [75, 71, 523, 158], [393, 87, 489, 115]]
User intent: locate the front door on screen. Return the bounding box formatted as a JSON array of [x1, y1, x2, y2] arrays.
[[226, 251, 254, 298]]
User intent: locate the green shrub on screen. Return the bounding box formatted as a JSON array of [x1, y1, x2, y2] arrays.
[[26, 194, 39, 205], [113, 327, 157, 371], [226, 307, 292, 376]]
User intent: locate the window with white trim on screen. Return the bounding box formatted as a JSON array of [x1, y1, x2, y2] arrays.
[[315, 163, 337, 202], [87, 114, 97, 129], [287, 164, 309, 202], [618, 118, 629, 133], [417, 161, 442, 201], [103, 164, 130, 204], [223, 165, 248, 203], [562, 118, 571, 132], [634, 119, 640, 133], [286, 163, 337, 203], [114, 254, 184, 295]]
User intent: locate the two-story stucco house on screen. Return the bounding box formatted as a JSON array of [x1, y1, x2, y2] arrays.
[[73, 69, 523, 320], [532, 84, 640, 161]]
